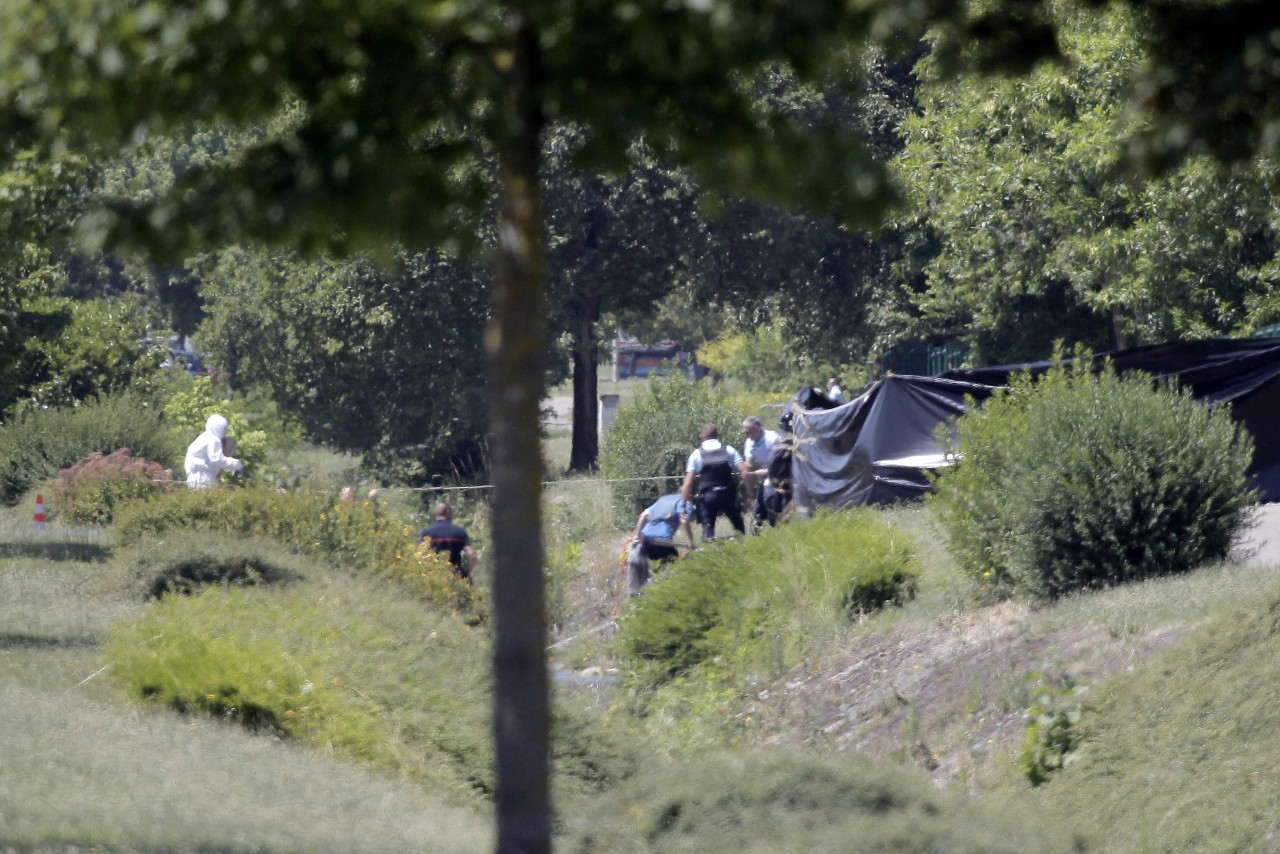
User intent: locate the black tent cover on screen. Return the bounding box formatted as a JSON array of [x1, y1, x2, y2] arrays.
[[789, 338, 1280, 510]]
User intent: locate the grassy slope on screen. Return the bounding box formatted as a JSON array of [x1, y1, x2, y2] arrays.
[[550, 495, 1280, 850], [1031, 581, 1280, 852], [0, 523, 491, 853], [8, 459, 1280, 850]]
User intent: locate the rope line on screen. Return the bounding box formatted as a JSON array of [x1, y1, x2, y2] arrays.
[[546, 619, 617, 651], [145, 472, 687, 495]]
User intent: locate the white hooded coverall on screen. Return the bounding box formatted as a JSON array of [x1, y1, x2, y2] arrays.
[[184, 414, 243, 488]]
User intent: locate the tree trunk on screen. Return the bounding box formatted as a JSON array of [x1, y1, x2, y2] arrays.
[[489, 12, 550, 853], [568, 298, 600, 472], [1110, 303, 1129, 350]]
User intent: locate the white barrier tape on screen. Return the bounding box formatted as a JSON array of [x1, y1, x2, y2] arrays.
[[144, 472, 687, 495]]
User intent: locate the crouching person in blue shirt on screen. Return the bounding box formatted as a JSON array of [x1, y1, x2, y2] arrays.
[[626, 493, 695, 595]]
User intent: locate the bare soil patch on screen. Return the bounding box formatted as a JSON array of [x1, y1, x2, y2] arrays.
[[749, 601, 1194, 787]]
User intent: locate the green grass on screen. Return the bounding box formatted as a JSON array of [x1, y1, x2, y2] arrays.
[[11, 458, 1280, 851], [269, 442, 364, 486], [108, 571, 498, 798], [0, 525, 491, 852], [1023, 573, 1280, 851], [559, 749, 1084, 853], [104, 523, 634, 806]]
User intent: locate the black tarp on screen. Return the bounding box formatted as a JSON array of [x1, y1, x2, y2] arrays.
[[789, 338, 1280, 510], [790, 375, 1000, 510]]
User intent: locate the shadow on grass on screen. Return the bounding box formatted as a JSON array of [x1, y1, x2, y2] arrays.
[[0, 632, 98, 649], [0, 541, 110, 563]]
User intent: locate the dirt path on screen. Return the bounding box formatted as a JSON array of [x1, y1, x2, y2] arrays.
[[1241, 502, 1280, 565]]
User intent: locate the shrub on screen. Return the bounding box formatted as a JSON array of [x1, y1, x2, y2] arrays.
[[616, 509, 921, 683], [600, 374, 744, 526], [107, 586, 414, 768], [6, 293, 164, 415], [696, 326, 851, 394], [1020, 672, 1085, 787], [50, 449, 168, 525], [112, 487, 485, 622], [0, 390, 181, 505], [106, 552, 637, 805], [930, 358, 1257, 599], [560, 749, 1083, 853]]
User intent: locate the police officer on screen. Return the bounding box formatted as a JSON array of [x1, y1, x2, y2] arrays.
[[680, 424, 750, 540]]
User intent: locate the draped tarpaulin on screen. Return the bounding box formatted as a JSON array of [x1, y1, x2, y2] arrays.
[[789, 338, 1280, 511], [790, 375, 999, 510]]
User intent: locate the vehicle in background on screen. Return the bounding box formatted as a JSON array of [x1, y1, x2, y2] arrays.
[[141, 334, 225, 381]]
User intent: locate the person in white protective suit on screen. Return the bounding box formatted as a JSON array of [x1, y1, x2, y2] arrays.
[[184, 414, 244, 488]]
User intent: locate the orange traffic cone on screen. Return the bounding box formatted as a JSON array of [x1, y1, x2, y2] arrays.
[[33, 493, 45, 531]]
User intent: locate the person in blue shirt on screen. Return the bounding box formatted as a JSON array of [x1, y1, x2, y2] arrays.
[[632, 493, 695, 561], [627, 492, 695, 595]]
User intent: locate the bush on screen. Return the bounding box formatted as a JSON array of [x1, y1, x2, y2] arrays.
[[616, 510, 921, 683], [0, 390, 181, 505], [112, 487, 486, 622], [6, 293, 164, 415], [113, 529, 309, 599], [106, 584, 434, 776], [50, 449, 168, 525], [600, 374, 745, 526], [106, 544, 637, 805], [560, 749, 1083, 853], [930, 359, 1257, 599]]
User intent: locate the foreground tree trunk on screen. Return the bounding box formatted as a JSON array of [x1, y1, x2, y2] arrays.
[[568, 297, 601, 473], [489, 12, 550, 852]]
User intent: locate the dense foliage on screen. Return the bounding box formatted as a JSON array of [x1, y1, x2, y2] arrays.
[[194, 247, 489, 482], [930, 360, 1256, 599], [599, 375, 744, 526], [3, 292, 166, 415], [50, 448, 167, 525], [697, 326, 853, 396], [895, 3, 1280, 363], [0, 390, 180, 505], [616, 510, 921, 683]]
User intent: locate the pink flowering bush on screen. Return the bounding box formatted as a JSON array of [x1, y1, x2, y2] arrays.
[[52, 449, 169, 524]]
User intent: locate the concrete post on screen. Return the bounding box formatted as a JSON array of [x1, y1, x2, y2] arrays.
[[599, 394, 620, 437]]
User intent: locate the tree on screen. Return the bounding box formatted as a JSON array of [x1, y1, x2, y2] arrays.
[[852, 0, 1280, 171], [894, 2, 1280, 363], [685, 50, 925, 372], [194, 246, 491, 480], [0, 4, 891, 850], [543, 128, 703, 472], [0, 142, 177, 415]]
